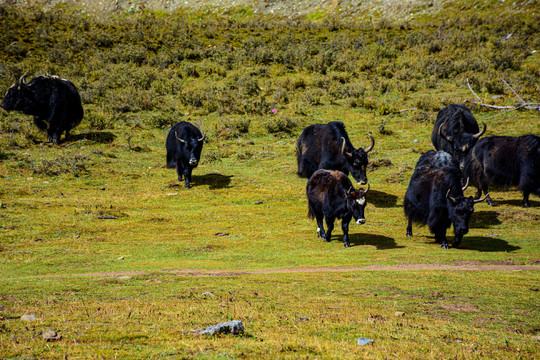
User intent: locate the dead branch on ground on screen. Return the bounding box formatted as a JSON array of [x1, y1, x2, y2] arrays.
[[466, 78, 540, 112]]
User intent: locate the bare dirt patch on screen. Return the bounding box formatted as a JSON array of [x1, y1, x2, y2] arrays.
[[74, 262, 540, 279]]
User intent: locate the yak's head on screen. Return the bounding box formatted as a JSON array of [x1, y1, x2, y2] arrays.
[[345, 184, 369, 225], [446, 185, 488, 236], [175, 130, 204, 167], [1, 73, 33, 112], [341, 134, 374, 185], [438, 122, 486, 166]]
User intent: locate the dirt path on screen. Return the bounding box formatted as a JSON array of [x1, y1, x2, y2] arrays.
[[78, 261, 540, 278]]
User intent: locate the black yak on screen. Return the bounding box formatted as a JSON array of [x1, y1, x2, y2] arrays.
[[431, 104, 486, 165], [306, 169, 369, 247], [1, 73, 84, 145], [166, 121, 204, 189], [462, 134, 540, 207], [297, 121, 374, 185], [404, 154, 487, 249]]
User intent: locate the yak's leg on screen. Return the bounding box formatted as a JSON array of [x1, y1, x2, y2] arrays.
[[176, 164, 184, 182], [522, 191, 530, 208], [184, 168, 193, 189], [316, 215, 326, 241], [341, 216, 351, 247], [434, 228, 449, 249], [452, 233, 463, 247], [324, 217, 335, 243], [406, 217, 413, 237], [478, 183, 493, 206]]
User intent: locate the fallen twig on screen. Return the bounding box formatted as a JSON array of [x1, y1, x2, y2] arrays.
[[466, 78, 540, 112]]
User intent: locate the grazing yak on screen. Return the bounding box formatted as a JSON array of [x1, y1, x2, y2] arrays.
[[166, 121, 204, 189], [306, 169, 369, 247], [297, 121, 374, 185], [404, 153, 487, 249], [1, 73, 84, 145], [462, 134, 540, 207], [431, 104, 486, 165]]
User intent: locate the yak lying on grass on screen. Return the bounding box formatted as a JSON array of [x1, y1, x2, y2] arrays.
[[431, 104, 486, 165], [306, 169, 369, 248], [166, 121, 204, 189], [462, 134, 540, 207], [404, 152, 487, 249], [297, 121, 374, 185], [1, 73, 84, 145]]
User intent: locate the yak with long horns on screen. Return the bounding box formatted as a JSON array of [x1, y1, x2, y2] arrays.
[[166, 121, 205, 189], [431, 104, 486, 166], [404, 151, 488, 249], [296, 121, 374, 185], [1, 73, 84, 145]]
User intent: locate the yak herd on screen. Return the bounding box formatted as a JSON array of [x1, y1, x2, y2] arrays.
[[2, 74, 539, 249]]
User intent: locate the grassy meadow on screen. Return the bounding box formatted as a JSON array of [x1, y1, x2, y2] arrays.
[[0, 1, 539, 358]]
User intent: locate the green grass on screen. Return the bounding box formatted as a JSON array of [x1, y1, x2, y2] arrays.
[[0, 1, 539, 358]]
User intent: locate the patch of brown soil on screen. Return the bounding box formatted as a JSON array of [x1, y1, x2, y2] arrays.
[[75, 263, 540, 279]]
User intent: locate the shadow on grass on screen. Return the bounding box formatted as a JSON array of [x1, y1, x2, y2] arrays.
[[470, 211, 501, 228], [368, 189, 399, 208], [347, 233, 404, 249], [424, 236, 521, 252], [192, 173, 233, 189], [70, 131, 116, 144], [491, 198, 539, 207], [459, 236, 521, 252]]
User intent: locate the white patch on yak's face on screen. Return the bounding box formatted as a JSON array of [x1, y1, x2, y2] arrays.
[[356, 197, 366, 206]]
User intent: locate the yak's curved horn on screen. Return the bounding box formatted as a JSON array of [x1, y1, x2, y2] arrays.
[[439, 123, 454, 144], [462, 177, 469, 192], [364, 133, 375, 153], [198, 132, 205, 142], [19, 72, 28, 86], [474, 193, 490, 203], [174, 131, 185, 143], [341, 137, 352, 157], [472, 122, 486, 139], [438, 124, 453, 144], [446, 189, 457, 203], [362, 183, 370, 194]]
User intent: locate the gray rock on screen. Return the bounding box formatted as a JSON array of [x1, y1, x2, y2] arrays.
[[21, 314, 36, 321], [201, 291, 216, 298], [42, 329, 62, 342], [357, 337, 374, 346], [196, 320, 244, 336], [394, 311, 405, 317]]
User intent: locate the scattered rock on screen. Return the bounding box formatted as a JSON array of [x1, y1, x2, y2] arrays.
[[21, 314, 36, 321], [117, 275, 131, 280], [201, 291, 216, 298], [168, 183, 180, 188], [118, 256, 125, 260], [394, 311, 405, 317], [529, 287, 539, 292], [167, 193, 178, 196], [42, 329, 62, 342], [195, 320, 244, 336], [215, 232, 229, 236], [0, 305, 4, 311], [254, 201, 263, 205], [97, 216, 117, 219], [357, 337, 374, 346]]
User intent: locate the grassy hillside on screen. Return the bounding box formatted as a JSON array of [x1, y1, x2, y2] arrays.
[[0, 1, 539, 358]]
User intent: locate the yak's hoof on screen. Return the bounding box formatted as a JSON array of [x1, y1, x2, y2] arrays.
[[441, 243, 449, 250], [344, 243, 351, 248]]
